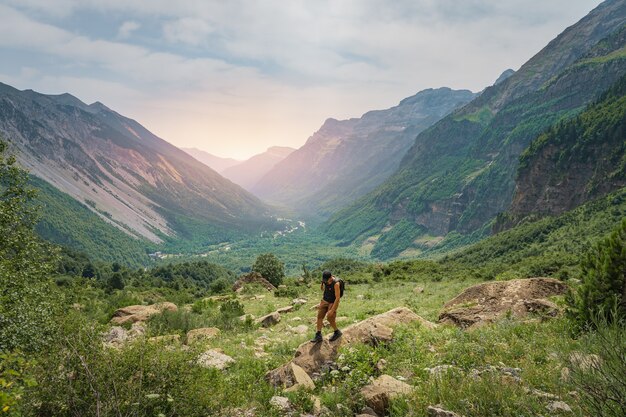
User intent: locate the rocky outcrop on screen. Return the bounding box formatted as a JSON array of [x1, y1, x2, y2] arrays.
[[266, 307, 435, 387], [232, 272, 276, 292], [186, 327, 220, 344], [360, 375, 412, 416], [110, 302, 177, 325], [439, 278, 567, 328], [267, 362, 316, 392]]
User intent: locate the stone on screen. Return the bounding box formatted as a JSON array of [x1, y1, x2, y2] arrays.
[[103, 326, 129, 347], [256, 312, 281, 327], [266, 308, 436, 387], [239, 314, 255, 322], [356, 294, 365, 300], [311, 395, 322, 415], [360, 405, 380, 416], [375, 358, 387, 373], [186, 327, 220, 344], [439, 278, 567, 328], [277, 305, 295, 314], [427, 405, 463, 417], [413, 286, 425, 294], [546, 401, 572, 413], [269, 396, 291, 413], [360, 375, 412, 416], [232, 272, 276, 292], [268, 362, 316, 391], [290, 317, 303, 322], [526, 388, 559, 400], [293, 298, 308, 306], [110, 302, 177, 325], [290, 325, 309, 335], [197, 349, 235, 370]]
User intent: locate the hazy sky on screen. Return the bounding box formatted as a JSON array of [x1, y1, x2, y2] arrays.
[[0, 0, 603, 159]]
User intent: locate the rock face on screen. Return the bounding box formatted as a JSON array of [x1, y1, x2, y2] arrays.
[[360, 375, 412, 416], [256, 312, 281, 328], [266, 307, 435, 386], [186, 327, 220, 344], [439, 278, 567, 328], [232, 272, 276, 292], [110, 302, 177, 325]]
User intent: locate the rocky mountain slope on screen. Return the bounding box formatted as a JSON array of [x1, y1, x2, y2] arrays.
[[181, 148, 241, 173], [252, 88, 476, 219], [496, 73, 626, 230], [0, 83, 271, 243], [222, 146, 295, 191], [324, 0, 626, 258]]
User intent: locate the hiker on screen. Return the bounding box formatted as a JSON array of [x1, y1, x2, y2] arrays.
[[311, 270, 342, 343]]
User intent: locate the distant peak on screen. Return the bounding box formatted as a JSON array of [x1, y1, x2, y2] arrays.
[[88, 101, 111, 112], [494, 69, 516, 85], [399, 87, 474, 106]]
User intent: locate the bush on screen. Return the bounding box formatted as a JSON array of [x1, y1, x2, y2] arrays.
[[252, 253, 285, 287], [568, 219, 626, 329]]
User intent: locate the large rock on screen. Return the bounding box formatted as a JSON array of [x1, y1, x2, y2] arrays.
[[266, 307, 435, 386], [360, 375, 412, 415], [277, 363, 316, 392], [186, 327, 220, 344], [232, 272, 276, 292], [439, 278, 567, 328], [197, 349, 235, 370], [110, 302, 177, 325], [256, 312, 281, 327]]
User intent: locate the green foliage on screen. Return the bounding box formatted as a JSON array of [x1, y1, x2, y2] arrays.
[[0, 140, 62, 353], [252, 253, 285, 286], [0, 351, 36, 415], [567, 316, 626, 417], [371, 219, 425, 259], [313, 257, 369, 277], [568, 219, 626, 328]]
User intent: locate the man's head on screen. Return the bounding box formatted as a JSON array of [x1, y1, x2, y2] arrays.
[[322, 270, 332, 283]]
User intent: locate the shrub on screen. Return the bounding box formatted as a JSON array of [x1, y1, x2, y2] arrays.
[[568, 219, 626, 329], [252, 253, 285, 287]]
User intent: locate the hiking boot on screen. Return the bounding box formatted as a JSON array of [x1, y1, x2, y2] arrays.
[[311, 331, 323, 343], [329, 329, 342, 342]]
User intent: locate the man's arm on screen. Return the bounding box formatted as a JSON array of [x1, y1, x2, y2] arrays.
[[330, 281, 341, 312]]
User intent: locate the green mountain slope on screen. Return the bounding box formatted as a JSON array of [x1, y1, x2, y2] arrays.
[[323, 0, 626, 259]]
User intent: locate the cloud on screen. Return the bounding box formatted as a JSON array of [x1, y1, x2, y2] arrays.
[[117, 20, 140, 39], [163, 18, 213, 45]]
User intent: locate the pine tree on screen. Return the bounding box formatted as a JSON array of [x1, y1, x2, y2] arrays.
[[569, 218, 626, 329]]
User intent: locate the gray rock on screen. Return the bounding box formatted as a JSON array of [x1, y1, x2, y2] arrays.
[[269, 396, 291, 412], [427, 405, 463, 417], [545, 401, 572, 413]]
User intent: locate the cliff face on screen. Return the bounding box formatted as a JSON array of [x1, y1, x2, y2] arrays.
[[497, 73, 626, 230], [253, 87, 476, 219], [323, 0, 626, 258], [0, 83, 270, 243]]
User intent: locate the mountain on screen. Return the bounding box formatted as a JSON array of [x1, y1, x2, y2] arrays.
[[181, 148, 241, 173], [252, 88, 477, 219], [323, 0, 626, 259], [496, 73, 626, 231], [0, 83, 272, 248], [221, 146, 295, 191]]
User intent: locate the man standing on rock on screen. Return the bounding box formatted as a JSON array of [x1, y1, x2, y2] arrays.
[[311, 270, 342, 343]]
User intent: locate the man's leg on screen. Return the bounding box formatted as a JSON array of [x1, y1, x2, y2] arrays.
[[316, 301, 330, 331], [326, 304, 337, 331]]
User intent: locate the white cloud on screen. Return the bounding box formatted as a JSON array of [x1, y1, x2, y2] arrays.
[[163, 18, 213, 45], [117, 20, 140, 39]]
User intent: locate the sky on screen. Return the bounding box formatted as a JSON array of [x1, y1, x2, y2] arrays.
[[0, 0, 604, 160]]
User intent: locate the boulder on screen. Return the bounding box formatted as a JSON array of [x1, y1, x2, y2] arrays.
[[266, 307, 435, 386], [232, 272, 276, 292], [546, 401, 572, 413], [439, 278, 567, 328], [197, 349, 235, 370], [273, 363, 315, 391], [360, 375, 412, 415], [110, 302, 177, 325], [277, 305, 294, 314], [186, 327, 220, 344], [269, 396, 291, 413], [256, 312, 281, 327], [292, 298, 308, 306], [427, 405, 463, 417]]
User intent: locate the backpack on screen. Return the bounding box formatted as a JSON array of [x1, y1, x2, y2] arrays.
[[335, 278, 345, 298]]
